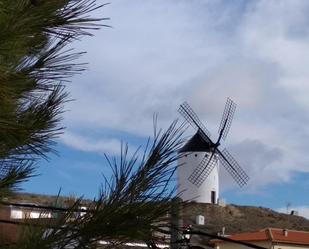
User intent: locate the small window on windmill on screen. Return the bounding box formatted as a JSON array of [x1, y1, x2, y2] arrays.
[[196, 215, 205, 225], [211, 191, 216, 204]]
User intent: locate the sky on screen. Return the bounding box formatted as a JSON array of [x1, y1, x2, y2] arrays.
[[23, 0, 309, 219]]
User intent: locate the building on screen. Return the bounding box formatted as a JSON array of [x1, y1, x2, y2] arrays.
[[212, 228, 309, 249], [0, 203, 55, 244], [0, 199, 169, 248], [177, 132, 219, 204]]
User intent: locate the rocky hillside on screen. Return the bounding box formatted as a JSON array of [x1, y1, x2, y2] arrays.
[[7, 194, 309, 234], [182, 202, 309, 234], [3, 192, 87, 207], [5, 194, 309, 244], [180, 202, 309, 245]]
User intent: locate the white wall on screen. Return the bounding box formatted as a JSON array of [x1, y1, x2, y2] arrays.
[[10, 209, 23, 219], [177, 151, 219, 203], [10, 208, 52, 219]]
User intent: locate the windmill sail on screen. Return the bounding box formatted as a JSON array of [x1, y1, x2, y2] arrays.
[[188, 152, 218, 187], [178, 102, 212, 142], [218, 98, 236, 141], [218, 148, 249, 187], [178, 98, 249, 189]]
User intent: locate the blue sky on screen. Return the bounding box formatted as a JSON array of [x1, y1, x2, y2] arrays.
[[22, 0, 309, 219]]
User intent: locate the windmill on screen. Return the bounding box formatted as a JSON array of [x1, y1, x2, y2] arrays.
[[177, 98, 249, 203]]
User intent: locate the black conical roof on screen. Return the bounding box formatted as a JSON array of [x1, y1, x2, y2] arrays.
[[179, 131, 213, 152]]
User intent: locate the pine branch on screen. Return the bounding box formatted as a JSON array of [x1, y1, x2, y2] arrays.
[[0, 164, 36, 198], [8, 121, 186, 248], [0, 0, 106, 185], [0, 85, 68, 168]]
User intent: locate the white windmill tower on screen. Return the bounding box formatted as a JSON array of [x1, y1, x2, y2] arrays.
[[177, 99, 249, 204]]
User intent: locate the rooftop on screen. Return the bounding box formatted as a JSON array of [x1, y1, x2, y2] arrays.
[[213, 228, 309, 246], [179, 131, 213, 153]]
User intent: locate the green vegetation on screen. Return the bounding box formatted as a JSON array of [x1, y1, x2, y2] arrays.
[[0, 1, 184, 247]]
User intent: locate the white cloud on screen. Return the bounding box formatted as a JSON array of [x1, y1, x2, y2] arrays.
[[61, 132, 121, 155], [64, 0, 232, 135], [60, 132, 141, 159], [61, 0, 309, 190], [240, 0, 309, 105]]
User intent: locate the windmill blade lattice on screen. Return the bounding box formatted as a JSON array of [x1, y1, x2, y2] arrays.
[[0, 158, 24, 178], [178, 102, 212, 141], [218, 148, 249, 187], [218, 98, 236, 141], [188, 153, 218, 187], [0, 165, 11, 178], [178, 98, 249, 189]]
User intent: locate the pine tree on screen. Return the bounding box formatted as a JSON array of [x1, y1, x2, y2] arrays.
[[0, 0, 106, 195], [0, 1, 184, 248]]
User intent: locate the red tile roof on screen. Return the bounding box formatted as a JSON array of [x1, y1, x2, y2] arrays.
[[214, 228, 309, 246]]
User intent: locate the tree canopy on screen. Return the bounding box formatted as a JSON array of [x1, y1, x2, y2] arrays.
[[0, 1, 184, 248]]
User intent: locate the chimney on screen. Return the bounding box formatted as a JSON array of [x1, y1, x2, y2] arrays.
[[283, 229, 288, 237], [222, 227, 226, 236], [196, 215, 205, 225]]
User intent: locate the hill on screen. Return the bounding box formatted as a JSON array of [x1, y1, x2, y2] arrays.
[[182, 202, 309, 234], [181, 202, 309, 245], [4, 194, 309, 245], [6, 194, 309, 233], [3, 192, 88, 207]]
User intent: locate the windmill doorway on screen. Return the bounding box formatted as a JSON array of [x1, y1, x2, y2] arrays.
[[211, 191, 216, 204]]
